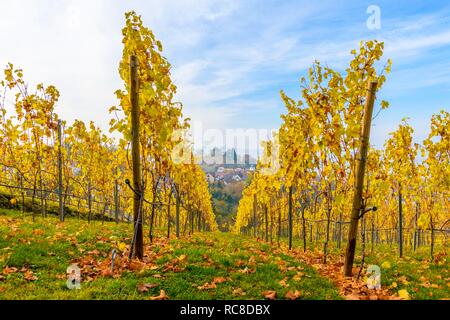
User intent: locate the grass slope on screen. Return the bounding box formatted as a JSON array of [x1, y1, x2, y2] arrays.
[[0, 209, 339, 300]]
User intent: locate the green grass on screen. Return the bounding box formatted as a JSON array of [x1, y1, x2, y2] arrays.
[[0, 208, 340, 300], [1, 208, 448, 300], [286, 236, 449, 300], [362, 244, 449, 300]]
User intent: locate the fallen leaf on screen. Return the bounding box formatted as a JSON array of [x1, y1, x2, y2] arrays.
[[101, 269, 112, 277], [263, 290, 277, 300], [398, 276, 409, 285], [398, 289, 410, 300], [235, 260, 245, 267], [197, 282, 217, 290], [248, 256, 257, 266], [293, 272, 304, 282], [117, 242, 127, 252], [279, 278, 289, 288], [238, 267, 255, 274], [285, 290, 301, 300], [213, 277, 226, 284], [149, 290, 169, 300], [33, 229, 44, 235], [24, 271, 38, 281], [232, 288, 246, 296], [2, 266, 18, 275], [137, 283, 158, 293]]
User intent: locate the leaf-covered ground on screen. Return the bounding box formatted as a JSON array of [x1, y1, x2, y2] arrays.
[[0, 208, 448, 300]]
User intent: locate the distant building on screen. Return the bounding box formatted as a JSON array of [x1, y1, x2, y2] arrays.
[[232, 175, 242, 182], [244, 154, 250, 165], [223, 149, 238, 165], [206, 173, 215, 184]]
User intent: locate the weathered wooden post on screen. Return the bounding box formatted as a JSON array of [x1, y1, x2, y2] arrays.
[[130, 55, 143, 260], [58, 119, 64, 222], [288, 186, 293, 250], [114, 169, 119, 224], [176, 188, 180, 238], [264, 204, 269, 242], [253, 193, 257, 237], [343, 80, 377, 277], [398, 185, 403, 257]]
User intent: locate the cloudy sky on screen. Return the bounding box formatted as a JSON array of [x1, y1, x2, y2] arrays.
[[0, 0, 449, 153]]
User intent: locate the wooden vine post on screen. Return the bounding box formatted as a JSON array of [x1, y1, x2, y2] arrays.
[[130, 55, 144, 260], [343, 80, 378, 277], [288, 186, 293, 250], [57, 119, 64, 222]]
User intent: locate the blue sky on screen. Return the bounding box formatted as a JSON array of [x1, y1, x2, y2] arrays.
[[0, 0, 449, 152]]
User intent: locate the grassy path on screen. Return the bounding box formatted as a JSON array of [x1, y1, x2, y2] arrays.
[[0, 209, 339, 300], [0, 209, 448, 300]]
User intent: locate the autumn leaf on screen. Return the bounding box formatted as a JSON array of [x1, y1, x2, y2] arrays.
[[279, 278, 289, 288], [137, 283, 158, 293], [345, 294, 361, 300], [262, 290, 277, 300], [285, 290, 301, 300], [101, 269, 112, 277], [235, 260, 245, 267], [197, 282, 217, 290], [33, 229, 44, 236], [292, 272, 304, 282], [117, 242, 127, 252], [398, 276, 409, 285], [238, 267, 255, 274], [2, 266, 18, 275], [232, 288, 246, 296], [213, 277, 227, 284], [24, 271, 38, 281], [149, 290, 169, 300], [398, 289, 410, 300]]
